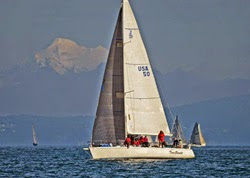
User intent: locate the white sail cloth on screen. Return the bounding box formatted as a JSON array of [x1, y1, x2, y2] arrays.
[[190, 122, 206, 146], [123, 0, 170, 135], [32, 125, 38, 144]]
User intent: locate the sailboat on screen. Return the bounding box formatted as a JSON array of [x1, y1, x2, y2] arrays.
[[85, 0, 195, 159], [171, 115, 187, 145], [32, 124, 38, 146], [190, 122, 206, 147]]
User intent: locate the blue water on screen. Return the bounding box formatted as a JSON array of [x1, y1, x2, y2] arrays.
[[0, 146, 250, 177]]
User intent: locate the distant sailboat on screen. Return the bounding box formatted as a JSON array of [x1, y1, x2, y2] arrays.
[[84, 0, 195, 159], [171, 115, 187, 145], [32, 124, 38, 146], [190, 122, 206, 147]]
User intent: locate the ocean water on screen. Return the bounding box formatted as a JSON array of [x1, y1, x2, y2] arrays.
[[0, 146, 250, 177]]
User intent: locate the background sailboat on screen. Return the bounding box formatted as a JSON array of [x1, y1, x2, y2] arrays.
[[190, 122, 206, 147], [171, 115, 187, 144], [32, 124, 38, 146]]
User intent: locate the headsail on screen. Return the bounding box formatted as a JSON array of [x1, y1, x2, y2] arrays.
[[190, 122, 206, 146], [92, 7, 125, 146], [198, 124, 206, 146], [171, 115, 187, 144], [123, 0, 170, 135]]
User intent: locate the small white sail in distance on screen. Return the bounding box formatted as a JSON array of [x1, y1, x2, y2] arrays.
[[32, 124, 38, 145], [190, 122, 206, 146]]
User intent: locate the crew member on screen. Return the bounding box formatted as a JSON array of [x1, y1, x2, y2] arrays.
[[124, 135, 131, 148], [173, 138, 179, 148], [142, 136, 149, 147], [158, 130, 165, 148]]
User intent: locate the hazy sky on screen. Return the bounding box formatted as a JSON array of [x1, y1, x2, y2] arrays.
[[0, 0, 250, 79]]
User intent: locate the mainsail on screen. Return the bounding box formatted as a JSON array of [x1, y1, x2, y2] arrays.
[[92, 0, 170, 146], [171, 115, 187, 144], [32, 124, 38, 146], [92, 7, 125, 146], [190, 122, 206, 146]]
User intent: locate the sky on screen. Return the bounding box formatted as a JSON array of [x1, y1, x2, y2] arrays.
[[0, 0, 250, 79], [0, 0, 250, 115]]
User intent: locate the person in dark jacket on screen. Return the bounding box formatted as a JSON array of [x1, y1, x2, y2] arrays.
[[173, 138, 179, 148]]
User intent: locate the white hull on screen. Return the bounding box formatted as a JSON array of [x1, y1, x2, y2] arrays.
[[86, 146, 195, 160], [191, 144, 206, 147]]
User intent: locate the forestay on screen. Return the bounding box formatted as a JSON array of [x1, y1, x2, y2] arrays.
[[123, 0, 170, 135]]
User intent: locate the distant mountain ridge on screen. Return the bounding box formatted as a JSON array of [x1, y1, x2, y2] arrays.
[[1, 37, 250, 114], [1, 58, 250, 115], [0, 94, 249, 146], [170, 94, 250, 146], [35, 38, 108, 74], [0, 115, 94, 146], [155, 68, 250, 106]]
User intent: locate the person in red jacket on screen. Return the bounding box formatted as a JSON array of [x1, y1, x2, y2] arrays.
[[124, 135, 131, 148], [135, 139, 140, 147], [142, 136, 149, 147], [158, 130, 165, 148]]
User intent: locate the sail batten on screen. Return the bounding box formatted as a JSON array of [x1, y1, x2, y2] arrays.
[[125, 63, 150, 65], [126, 97, 160, 99]]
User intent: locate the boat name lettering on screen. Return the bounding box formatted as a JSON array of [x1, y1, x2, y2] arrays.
[[169, 150, 183, 154], [138, 66, 150, 77]]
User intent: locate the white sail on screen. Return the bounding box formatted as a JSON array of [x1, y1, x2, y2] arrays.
[[190, 122, 206, 146], [198, 124, 206, 146], [123, 0, 170, 136], [32, 125, 38, 145], [171, 116, 187, 144]]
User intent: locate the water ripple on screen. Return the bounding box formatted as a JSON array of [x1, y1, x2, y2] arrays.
[[0, 146, 250, 177]]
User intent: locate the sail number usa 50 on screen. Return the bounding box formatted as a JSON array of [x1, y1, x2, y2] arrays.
[[138, 66, 150, 77]]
